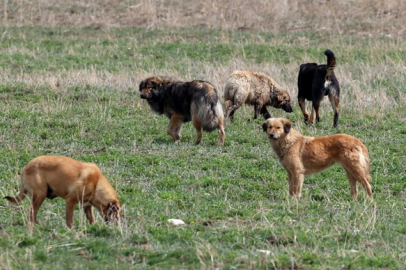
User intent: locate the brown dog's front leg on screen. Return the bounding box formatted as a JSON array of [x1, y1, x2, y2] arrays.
[[254, 102, 264, 119], [65, 200, 77, 229], [83, 205, 95, 224], [260, 106, 271, 119], [167, 114, 184, 142]]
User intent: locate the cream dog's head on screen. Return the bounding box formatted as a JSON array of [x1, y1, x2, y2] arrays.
[[262, 118, 292, 140]]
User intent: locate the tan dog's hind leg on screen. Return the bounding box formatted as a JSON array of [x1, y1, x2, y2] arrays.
[[344, 169, 359, 200], [29, 194, 46, 224], [83, 205, 95, 224], [65, 200, 77, 229], [343, 165, 372, 200], [167, 114, 184, 142]]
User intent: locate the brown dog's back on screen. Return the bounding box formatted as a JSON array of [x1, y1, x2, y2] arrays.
[[262, 118, 372, 200], [7, 156, 100, 201], [300, 134, 370, 177], [5, 156, 121, 228]]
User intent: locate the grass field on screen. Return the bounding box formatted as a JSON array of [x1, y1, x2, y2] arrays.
[[0, 1, 406, 269]]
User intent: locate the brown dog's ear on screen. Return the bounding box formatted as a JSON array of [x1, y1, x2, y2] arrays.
[[283, 119, 292, 134], [150, 77, 163, 88], [262, 121, 268, 132]]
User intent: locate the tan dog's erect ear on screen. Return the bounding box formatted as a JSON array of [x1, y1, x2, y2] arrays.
[[283, 119, 292, 134], [262, 121, 268, 132]]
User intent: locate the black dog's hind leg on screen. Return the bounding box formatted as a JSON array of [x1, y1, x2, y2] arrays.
[[309, 100, 321, 124], [298, 97, 310, 124], [328, 93, 339, 127]]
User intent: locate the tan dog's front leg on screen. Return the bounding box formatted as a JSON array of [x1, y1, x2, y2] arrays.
[[65, 200, 77, 229], [83, 205, 95, 224], [288, 171, 304, 197]]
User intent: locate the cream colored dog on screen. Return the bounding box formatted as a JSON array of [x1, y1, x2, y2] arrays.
[[262, 118, 373, 200], [224, 70, 292, 120], [5, 156, 121, 228]]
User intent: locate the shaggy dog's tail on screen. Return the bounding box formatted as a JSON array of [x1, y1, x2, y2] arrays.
[[195, 96, 224, 132], [324, 49, 336, 80]]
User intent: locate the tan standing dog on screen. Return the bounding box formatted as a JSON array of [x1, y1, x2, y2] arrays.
[[5, 156, 121, 228], [262, 118, 372, 200]]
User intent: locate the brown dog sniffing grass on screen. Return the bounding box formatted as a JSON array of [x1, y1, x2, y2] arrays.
[[262, 118, 373, 200], [4, 156, 121, 228]]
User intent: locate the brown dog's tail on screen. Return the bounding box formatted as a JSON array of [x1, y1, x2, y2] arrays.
[[5, 189, 26, 204], [5, 171, 27, 203], [324, 49, 336, 80]]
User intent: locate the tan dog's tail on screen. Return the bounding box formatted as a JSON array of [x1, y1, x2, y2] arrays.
[[324, 49, 336, 80], [5, 172, 27, 203], [5, 189, 26, 204]]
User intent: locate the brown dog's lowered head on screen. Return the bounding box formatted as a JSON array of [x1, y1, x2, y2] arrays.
[[262, 118, 292, 140], [102, 200, 121, 224]]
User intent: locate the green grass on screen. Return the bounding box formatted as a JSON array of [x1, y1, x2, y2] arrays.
[[0, 26, 405, 269]]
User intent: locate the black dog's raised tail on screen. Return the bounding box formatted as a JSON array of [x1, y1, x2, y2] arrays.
[[324, 49, 336, 80]]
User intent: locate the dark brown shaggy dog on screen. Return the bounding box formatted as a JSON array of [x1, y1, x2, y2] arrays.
[[262, 118, 372, 200], [224, 70, 292, 121], [298, 49, 340, 127], [139, 76, 225, 146], [4, 156, 121, 228]]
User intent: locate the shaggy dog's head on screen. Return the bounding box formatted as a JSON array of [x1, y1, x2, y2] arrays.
[[262, 118, 292, 140], [139, 76, 164, 100], [271, 90, 293, 113]]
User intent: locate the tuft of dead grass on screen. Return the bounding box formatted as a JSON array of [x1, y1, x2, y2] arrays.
[[1, 0, 405, 36]]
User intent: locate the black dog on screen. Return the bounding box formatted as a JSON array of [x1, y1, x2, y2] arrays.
[[139, 76, 225, 146], [298, 49, 340, 127]]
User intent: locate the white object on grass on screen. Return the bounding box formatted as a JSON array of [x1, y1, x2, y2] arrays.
[[168, 219, 186, 225], [257, 250, 271, 255]]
